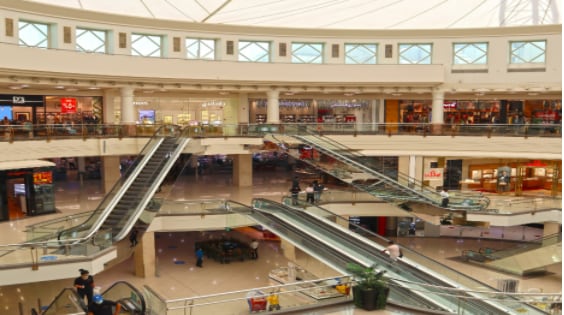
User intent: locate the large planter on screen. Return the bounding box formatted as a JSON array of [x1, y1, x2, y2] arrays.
[[352, 285, 390, 311]]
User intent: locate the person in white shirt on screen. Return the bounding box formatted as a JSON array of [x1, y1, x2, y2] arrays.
[[382, 240, 402, 262], [250, 239, 259, 259], [440, 189, 450, 207]]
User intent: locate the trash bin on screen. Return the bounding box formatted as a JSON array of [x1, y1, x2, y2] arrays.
[[497, 279, 519, 293]]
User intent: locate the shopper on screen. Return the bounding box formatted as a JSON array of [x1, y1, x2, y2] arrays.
[[195, 247, 204, 267], [382, 240, 402, 262], [250, 239, 259, 260], [88, 294, 121, 315], [305, 183, 315, 204], [313, 180, 324, 204], [129, 228, 139, 248], [440, 188, 450, 207], [74, 269, 95, 305], [290, 185, 301, 206]]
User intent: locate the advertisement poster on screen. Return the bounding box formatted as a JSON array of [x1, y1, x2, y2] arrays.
[[60, 98, 77, 113]]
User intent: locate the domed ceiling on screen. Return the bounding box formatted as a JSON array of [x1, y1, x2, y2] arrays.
[[24, 0, 561, 29]]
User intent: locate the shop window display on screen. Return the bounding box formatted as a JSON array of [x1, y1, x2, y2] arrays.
[[399, 101, 431, 126]]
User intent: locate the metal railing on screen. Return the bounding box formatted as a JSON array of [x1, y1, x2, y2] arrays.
[[0, 122, 560, 142]]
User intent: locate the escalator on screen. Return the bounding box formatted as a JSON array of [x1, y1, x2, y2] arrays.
[[463, 233, 562, 276], [230, 202, 450, 314], [34, 281, 145, 315], [272, 130, 489, 222], [57, 126, 190, 244], [246, 198, 549, 314]]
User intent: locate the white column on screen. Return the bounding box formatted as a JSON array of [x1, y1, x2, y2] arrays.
[[378, 98, 385, 123], [431, 89, 445, 124], [103, 89, 117, 124], [266, 90, 280, 124], [238, 93, 249, 124], [120, 87, 135, 124]]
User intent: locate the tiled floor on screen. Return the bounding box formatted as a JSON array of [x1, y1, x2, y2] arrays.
[[0, 167, 561, 315]]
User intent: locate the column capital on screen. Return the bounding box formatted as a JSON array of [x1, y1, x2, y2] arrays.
[[266, 90, 280, 98], [120, 86, 135, 96]]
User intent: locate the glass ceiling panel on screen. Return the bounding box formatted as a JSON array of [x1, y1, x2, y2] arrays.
[[25, 0, 561, 29]]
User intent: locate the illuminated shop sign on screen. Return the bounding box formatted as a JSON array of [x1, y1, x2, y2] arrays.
[[34, 171, 53, 184], [202, 100, 226, 107], [60, 98, 77, 113], [250, 99, 312, 107], [443, 101, 457, 108], [0, 94, 44, 106], [133, 101, 149, 106], [423, 168, 444, 181]]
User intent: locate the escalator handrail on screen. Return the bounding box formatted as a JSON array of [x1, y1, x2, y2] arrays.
[[101, 280, 146, 314], [56, 125, 174, 243], [257, 198, 547, 314], [112, 136, 191, 242], [292, 132, 490, 209]]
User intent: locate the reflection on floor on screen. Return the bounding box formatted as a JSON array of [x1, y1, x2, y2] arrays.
[[0, 168, 560, 315]]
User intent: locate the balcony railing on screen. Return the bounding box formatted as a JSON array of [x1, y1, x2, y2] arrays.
[[0, 122, 560, 142]]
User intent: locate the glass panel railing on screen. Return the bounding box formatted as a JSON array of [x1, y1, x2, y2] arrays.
[[41, 288, 86, 315], [25, 211, 93, 241], [163, 276, 352, 315], [486, 233, 562, 260], [56, 125, 178, 243], [271, 197, 550, 314], [289, 131, 489, 210], [101, 281, 146, 314]]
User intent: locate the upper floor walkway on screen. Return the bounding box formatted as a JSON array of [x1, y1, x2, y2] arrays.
[[0, 122, 560, 161]]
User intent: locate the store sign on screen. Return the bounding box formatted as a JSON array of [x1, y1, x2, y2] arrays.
[[443, 101, 457, 109], [60, 98, 77, 113], [424, 168, 444, 181], [0, 94, 44, 106], [34, 171, 53, 184]]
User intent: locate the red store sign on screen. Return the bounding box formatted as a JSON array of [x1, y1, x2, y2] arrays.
[[60, 98, 77, 113], [423, 168, 444, 181]]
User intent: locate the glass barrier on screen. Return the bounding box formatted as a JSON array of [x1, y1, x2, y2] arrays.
[[41, 288, 86, 315], [101, 281, 146, 314], [25, 211, 93, 242], [0, 122, 560, 143], [163, 276, 352, 315]]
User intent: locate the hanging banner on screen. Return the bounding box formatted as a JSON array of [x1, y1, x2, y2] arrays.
[[423, 168, 444, 181], [60, 98, 77, 113]]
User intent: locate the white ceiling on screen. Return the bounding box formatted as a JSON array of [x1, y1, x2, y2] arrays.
[[24, 0, 562, 29]]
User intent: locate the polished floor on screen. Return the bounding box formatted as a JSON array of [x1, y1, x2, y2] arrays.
[[0, 166, 561, 315]]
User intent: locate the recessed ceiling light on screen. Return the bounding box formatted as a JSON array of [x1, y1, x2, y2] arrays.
[[66, 88, 79, 92], [54, 85, 65, 89], [20, 84, 30, 88], [88, 86, 100, 90], [9, 85, 22, 90]]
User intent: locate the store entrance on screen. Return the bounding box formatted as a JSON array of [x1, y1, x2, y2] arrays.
[[444, 160, 463, 190], [5, 175, 32, 220]]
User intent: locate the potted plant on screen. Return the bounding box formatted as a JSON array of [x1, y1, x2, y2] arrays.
[[346, 263, 390, 310]]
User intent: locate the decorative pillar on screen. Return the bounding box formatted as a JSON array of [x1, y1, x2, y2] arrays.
[[103, 89, 117, 124], [135, 231, 156, 278], [233, 154, 252, 187], [431, 89, 445, 125], [120, 87, 135, 124], [238, 93, 249, 124], [101, 156, 121, 193], [266, 90, 280, 124]]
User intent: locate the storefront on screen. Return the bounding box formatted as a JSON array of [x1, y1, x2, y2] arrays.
[[249, 98, 374, 124], [125, 97, 230, 126], [0, 94, 103, 125], [0, 160, 56, 221]]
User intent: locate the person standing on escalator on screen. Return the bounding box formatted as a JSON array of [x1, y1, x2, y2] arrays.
[[74, 269, 95, 305], [88, 294, 121, 315], [440, 189, 450, 207]]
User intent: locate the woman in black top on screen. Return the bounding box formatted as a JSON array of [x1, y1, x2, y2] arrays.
[[74, 269, 95, 305]]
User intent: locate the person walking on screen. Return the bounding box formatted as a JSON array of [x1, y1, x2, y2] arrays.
[[195, 247, 204, 267], [250, 239, 259, 260], [290, 185, 301, 206], [313, 180, 324, 204], [382, 241, 402, 262], [74, 269, 95, 305], [305, 183, 315, 204], [129, 228, 139, 248]]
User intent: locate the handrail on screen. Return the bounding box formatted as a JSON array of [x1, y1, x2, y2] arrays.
[[291, 129, 490, 209], [0, 122, 561, 143], [55, 125, 177, 244]]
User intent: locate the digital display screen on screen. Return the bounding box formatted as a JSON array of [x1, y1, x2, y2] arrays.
[[0, 106, 13, 121], [139, 110, 155, 124]]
